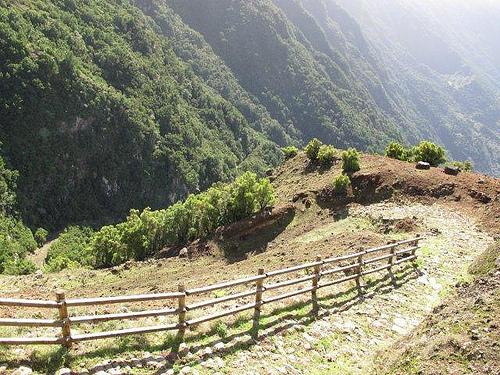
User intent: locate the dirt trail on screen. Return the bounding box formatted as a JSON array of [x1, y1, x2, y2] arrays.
[[214, 202, 494, 374], [27, 240, 55, 268]]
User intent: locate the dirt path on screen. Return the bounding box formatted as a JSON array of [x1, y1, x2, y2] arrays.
[[0, 202, 494, 374], [207, 202, 494, 374], [27, 240, 55, 268]]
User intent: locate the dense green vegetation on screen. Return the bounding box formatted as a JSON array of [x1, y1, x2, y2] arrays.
[[385, 140, 447, 167], [0, 0, 281, 230], [317, 145, 337, 166], [45, 226, 94, 272], [341, 148, 361, 173], [305, 138, 323, 162], [34, 228, 48, 247], [0, 151, 36, 275], [45, 173, 274, 270], [332, 174, 351, 195], [282, 146, 299, 159]]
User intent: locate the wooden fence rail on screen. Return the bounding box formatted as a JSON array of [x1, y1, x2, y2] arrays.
[[0, 236, 422, 347]]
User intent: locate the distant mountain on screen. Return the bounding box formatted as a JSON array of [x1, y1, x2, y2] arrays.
[[0, 0, 498, 230]]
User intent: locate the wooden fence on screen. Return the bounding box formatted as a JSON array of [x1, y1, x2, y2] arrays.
[[0, 236, 422, 348]]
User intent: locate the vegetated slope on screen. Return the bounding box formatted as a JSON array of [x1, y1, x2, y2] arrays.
[[334, 0, 500, 175], [0, 0, 281, 229], [166, 0, 401, 149], [373, 242, 499, 375]]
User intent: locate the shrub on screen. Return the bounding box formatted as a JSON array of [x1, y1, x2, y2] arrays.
[[0, 214, 37, 274], [413, 141, 446, 166], [211, 321, 228, 338], [341, 148, 361, 173], [304, 138, 323, 161], [448, 160, 473, 172], [332, 174, 351, 195], [385, 141, 408, 161], [45, 226, 94, 272], [34, 228, 48, 247], [3, 258, 36, 275], [317, 145, 337, 166], [88, 172, 275, 268], [282, 146, 298, 159]]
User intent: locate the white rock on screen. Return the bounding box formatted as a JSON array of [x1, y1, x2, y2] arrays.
[[213, 342, 225, 352], [57, 368, 72, 375], [202, 346, 213, 357], [13, 367, 33, 375], [178, 342, 190, 357], [179, 247, 189, 258]]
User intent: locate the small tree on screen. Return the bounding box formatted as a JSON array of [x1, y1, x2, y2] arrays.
[[304, 138, 323, 161], [449, 160, 473, 172], [385, 141, 408, 161], [333, 174, 351, 195], [413, 141, 446, 166], [341, 148, 360, 173], [317, 145, 336, 166], [282, 146, 298, 159], [34, 228, 48, 247]]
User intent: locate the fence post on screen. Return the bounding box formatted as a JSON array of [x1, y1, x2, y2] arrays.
[[56, 291, 72, 348], [355, 250, 364, 296], [177, 284, 187, 343], [312, 256, 321, 314], [411, 235, 422, 274], [252, 268, 265, 340], [412, 234, 421, 257], [388, 241, 397, 284]]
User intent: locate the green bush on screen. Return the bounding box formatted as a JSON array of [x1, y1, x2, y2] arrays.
[[89, 172, 275, 268], [341, 148, 361, 173], [317, 145, 337, 166], [45, 226, 94, 272], [0, 214, 37, 274], [413, 141, 446, 166], [34, 228, 49, 247], [385, 141, 409, 161], [304, 138, 323, 161], [0, 153, 18, 215], [332, 174, 351, 195], [282, 146, 299, 159], [448, 160, 473, 172], [2, 258, 36, 275]]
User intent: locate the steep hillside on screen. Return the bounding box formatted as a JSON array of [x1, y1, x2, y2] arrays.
[[0, 0, 281, 229], [167, 0, 400, 149], [334, 0, 500, 174]]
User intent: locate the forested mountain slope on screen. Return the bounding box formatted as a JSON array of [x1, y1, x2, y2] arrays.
[[0, 0, 281, 229], [0, 0, 498, 232], [334, 0, 500, 174]]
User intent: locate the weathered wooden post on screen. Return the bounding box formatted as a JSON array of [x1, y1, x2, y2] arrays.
[[312, 256, 321, 314], [252, 268, 265, 340], [411, 234, 422, 274], [56, 290, 72, 348], [177, 284, 187, 343], [388, 241, 397, 285], [355, 250, 364, 296], [412, 234, 421, 257]]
